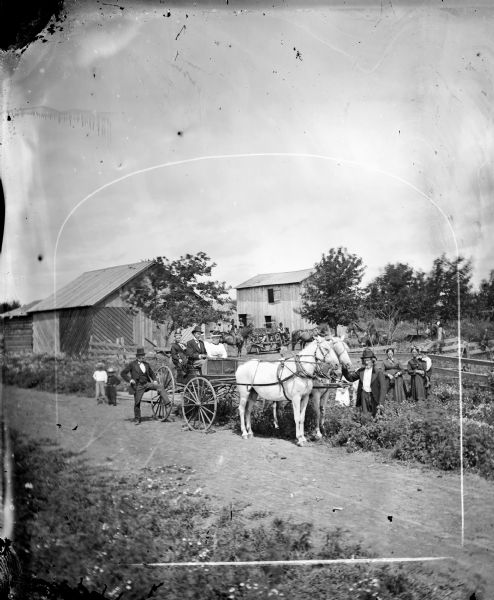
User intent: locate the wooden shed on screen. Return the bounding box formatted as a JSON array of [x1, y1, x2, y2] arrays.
[[235, 269, 314, 331], [27, 261, 168, 355], [0, 300, 40, 353]]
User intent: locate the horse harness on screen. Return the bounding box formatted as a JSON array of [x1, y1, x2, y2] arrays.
[[242, 341, 335, 402]]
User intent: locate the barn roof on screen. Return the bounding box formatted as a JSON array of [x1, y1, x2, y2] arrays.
[[235, 268, 314, 289], [29, 261, 154, 312]]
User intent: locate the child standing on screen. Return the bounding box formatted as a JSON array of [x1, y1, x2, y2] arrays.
[[105, 367, 120, 406], [92, 362, 107, 404]]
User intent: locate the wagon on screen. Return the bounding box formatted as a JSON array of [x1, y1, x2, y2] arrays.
[[247, 332, 282, 354], [180, 357, 241, 432]]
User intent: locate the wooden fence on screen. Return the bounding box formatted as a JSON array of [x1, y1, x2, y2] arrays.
[[349, 348, 493, 388]]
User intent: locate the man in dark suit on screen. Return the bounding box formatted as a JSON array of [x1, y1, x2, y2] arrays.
[[121, 347, 170, 425], [186, 326, 207, 373], [170, 330, 188, 383], [341, 347, 386, 420]]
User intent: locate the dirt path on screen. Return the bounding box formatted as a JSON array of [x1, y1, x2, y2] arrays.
[[4, 385, 494, 596]]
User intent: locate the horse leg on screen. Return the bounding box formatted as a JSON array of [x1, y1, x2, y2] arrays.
[[272, 401, 279, 429], [312, 389, 322, 440], [245, 389, 257, 438], [237, 386, 250, 439], [298, 394, 310, 444], [291, 394, 305, 446]]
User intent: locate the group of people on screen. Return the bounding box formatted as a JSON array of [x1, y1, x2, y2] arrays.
[[92, 363, 121, 405], [170, 326, 228, 382], [342, 346, 432, 420]]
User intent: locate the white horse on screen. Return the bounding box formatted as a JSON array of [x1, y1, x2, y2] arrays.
[[310, 336, 353, 439], [235, 338, 339, 446]]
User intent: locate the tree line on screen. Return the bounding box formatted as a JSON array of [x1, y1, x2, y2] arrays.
[[300, 247, 493, 337]]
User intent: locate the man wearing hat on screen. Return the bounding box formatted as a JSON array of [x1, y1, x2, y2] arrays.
[[204, 331, 228, 358], [121, 347, 170, 424], [186, 326, 207, 372], [341, 348, 386, 420]]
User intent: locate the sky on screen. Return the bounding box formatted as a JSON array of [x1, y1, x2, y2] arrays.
[[1, 0, 493, 305]]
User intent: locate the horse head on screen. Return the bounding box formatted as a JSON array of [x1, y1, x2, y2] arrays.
[[329, 336, 352, 368], [313, 338, 339, 369]]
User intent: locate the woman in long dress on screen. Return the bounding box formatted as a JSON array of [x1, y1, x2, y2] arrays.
[[407, 346, 429, 401], [382, 348, 407, 402]]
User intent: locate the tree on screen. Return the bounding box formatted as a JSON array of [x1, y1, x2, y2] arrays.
[[122, 253, 232, 336], [299, 247, 365, 334], [424, 254, 474, 322], [364, 262, 416, 340], [0, 299, 21, 314], [475, 270, 494, 321]]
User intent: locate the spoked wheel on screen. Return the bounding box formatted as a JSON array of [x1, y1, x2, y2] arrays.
[[151, 365, 175, 421], [182, 377, 217, 431]]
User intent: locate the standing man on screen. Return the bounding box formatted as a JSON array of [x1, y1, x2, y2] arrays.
[[186, 326, 207, 372], [341, 348, 386, 420], [121, 347, 169, 425]]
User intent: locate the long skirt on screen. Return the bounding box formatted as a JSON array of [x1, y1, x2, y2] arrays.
[[388, 376, 408, 402], [410, 374, 427, 401]]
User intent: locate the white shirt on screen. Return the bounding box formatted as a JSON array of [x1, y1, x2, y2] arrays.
[[362, 366, 373, 392], [204, 341, 227, 358], [93, 369, 108, 383]]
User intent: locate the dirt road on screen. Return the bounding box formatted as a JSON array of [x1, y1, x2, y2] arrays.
[[4, 385, 494, 597]]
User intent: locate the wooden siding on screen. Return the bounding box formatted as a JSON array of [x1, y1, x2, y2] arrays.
[[1, 317, 33, 353], [33, 312, 59, 353], [236, 283, 312, 330], [92, 307, 134, 345], [133, 311, 168, 347], [59, 308, 94, 355]]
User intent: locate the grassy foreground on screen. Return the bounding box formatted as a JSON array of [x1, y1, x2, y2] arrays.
[[11, 432, 466, 600]]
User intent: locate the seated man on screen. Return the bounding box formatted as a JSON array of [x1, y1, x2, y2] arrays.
[[204, 331, 228, 358], [170, 330, 188, 383], [186, 326, 208, 374], [121, 347, 170, 425]]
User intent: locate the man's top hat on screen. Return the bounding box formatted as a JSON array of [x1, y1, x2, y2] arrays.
[[136, 347, 146, 357], [361, 348, 376, 360]]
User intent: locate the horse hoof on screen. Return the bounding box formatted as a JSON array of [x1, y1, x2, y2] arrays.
[[314, 432, 323, 440], [248, 432, 254, 439], [273, 423, 279, 429], [242, 433, 249, 440], [297, 439, 306, 447]]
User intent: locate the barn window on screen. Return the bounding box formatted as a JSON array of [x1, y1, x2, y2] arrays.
[[265, 316, 272, 329], [267, 288, 280, 304], [238, 314, 247, 327]]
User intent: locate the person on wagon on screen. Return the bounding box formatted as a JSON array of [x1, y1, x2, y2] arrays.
[[121, 347, 170, 425], [382, 348, 408, 402], [341, 348, 386, 420], [186, 326, 207, 371], [205, 331, 228, 358], [170, 330, 188, 383]]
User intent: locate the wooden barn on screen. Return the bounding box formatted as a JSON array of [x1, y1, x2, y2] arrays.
[[0, 300, 40, 353], [235, 269, 314, 331], [26, 261, 168, 355]]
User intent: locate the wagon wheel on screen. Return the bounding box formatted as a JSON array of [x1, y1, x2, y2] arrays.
[[182, 377, 217, 431], [151, 365, 175, 421]]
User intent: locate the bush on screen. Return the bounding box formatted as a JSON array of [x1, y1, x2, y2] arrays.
[[2, 352, 130, 396]]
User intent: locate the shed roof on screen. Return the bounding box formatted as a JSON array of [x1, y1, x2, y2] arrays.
[[235, 268, 314, 289], [0, 300, 41, 319], [29, 261, 154, 312]]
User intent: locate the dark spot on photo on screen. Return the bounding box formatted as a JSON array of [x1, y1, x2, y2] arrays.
[[177, 131, 183, 136], [38, 254, 43, 261], [387, 515, 393, 522]]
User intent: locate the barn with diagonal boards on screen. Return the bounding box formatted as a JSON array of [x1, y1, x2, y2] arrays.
[[27, 261, 167, 355]]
